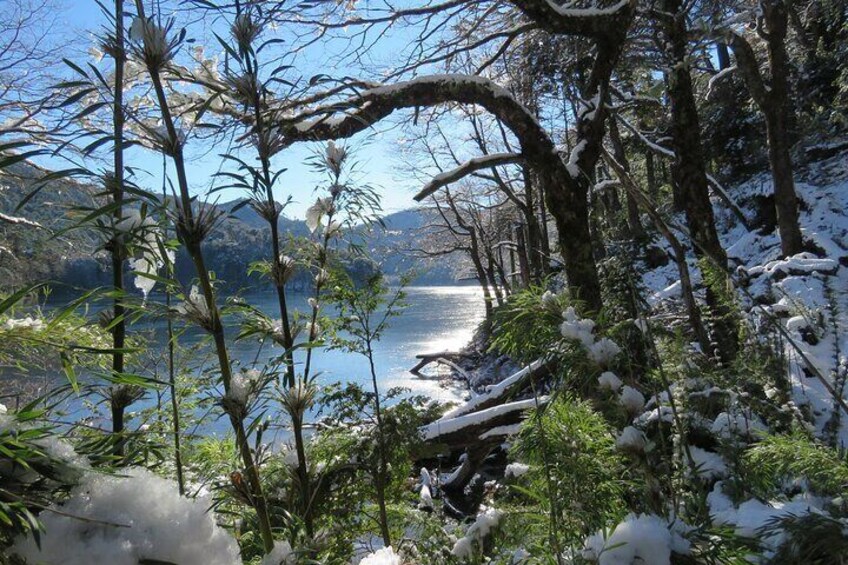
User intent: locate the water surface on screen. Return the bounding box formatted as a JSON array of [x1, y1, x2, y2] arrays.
[[5, 286, 485, 435]]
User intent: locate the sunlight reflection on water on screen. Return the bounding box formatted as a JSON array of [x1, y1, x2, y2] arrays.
[[6, 285, 486, 434]]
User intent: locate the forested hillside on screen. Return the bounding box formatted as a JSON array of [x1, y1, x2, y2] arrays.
[[0, 164, 465, 290], [2, 1, 848, 564]]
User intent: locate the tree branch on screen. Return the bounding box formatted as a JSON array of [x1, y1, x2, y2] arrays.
[[414, 153, 524, 201]]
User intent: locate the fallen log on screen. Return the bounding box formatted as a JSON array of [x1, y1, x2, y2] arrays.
[[422, 398, 540, 448], [416, 359, 549, 494], [410, 350, 469, 377], [440, 360, 551, 420]]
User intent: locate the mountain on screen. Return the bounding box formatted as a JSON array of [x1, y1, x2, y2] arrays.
[[0, 163, 466, 293]]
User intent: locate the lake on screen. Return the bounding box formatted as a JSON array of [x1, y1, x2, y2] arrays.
[[5, 286, 485, 436]]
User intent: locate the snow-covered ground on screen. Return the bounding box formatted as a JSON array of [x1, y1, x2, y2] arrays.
[[642, 150, 848, 447]]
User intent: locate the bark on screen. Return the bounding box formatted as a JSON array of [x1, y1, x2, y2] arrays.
[[645, 149, 657, 199], [725, 1, 803, 256], [608, 115, 646, 240], [521, 166, 546, 282], [472, 239, 495, 319], [514, 222, 531, 288], [661, 0, 738, 363], [484, 249, 504, 305], [716, 42, 731, 70]]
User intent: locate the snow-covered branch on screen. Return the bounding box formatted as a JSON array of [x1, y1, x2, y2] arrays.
[[512, 0, 635, 38], [414, 153, 523, 201]]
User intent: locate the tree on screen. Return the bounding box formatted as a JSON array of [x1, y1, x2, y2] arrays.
[[722, 0, 804, 256], [656, 0, 739, 363]]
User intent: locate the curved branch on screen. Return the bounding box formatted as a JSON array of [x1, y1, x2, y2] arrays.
[[277, 75, 557, 163], [511, 0, 635, 38], [724, 30, 769, 106], [414, 153, 524, 201]]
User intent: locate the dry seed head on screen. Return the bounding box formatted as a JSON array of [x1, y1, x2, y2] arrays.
[[129, 17, 181, 71], [273, 254, 296, 286], [231, 13, 263, 51]]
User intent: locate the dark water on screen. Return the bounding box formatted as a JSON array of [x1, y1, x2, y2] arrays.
[[7, 286, 485, 436]]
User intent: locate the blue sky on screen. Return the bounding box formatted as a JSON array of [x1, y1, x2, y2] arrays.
[[48, 0, 424, 220]]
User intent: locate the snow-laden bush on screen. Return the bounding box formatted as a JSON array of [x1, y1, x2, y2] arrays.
[[451, 506, 503, 560], [598, 371, 622, 392], [260, 540, 295, 565], [582, 513, 691, 565], [12, 467, 240, 565], [615, 426, 647, 452], [619, 385, 646, 414], [504, 462, 530, 478], [359, 545, 403, 565]]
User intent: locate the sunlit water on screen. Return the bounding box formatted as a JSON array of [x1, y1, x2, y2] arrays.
[[7, 286, 485, 436]]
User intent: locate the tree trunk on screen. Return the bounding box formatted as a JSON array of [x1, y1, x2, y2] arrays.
[[716, 42, 731, 70], [609, 115, 646, 240], [514, 223, 532, 288], [726, 1, 803, 257], [662, 0, 738, 363], [645, 149, 657, 200], [521, 167, 545, 282], [470, 236, 494, 319], [761, 1, 803, 256]]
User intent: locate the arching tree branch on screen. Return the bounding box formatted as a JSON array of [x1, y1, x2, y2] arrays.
[[414, 153, 524, 201]]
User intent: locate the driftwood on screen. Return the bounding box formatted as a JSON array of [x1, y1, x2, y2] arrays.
[[410, 350, 469, 377], [417, 360, 550, 492], [422, 398, 538, 449], [442, 360, 550, 420]]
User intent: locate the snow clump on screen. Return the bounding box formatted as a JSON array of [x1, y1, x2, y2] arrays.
[[12, 467, 240, 565], [598, 371, 623, 392], [582, 513, 690, 565], [260, 540, 294, 565], [359, 546, 403, 565], [505, 462, 530, 478], [451, 506, 503, 559], [619, 385, 646, 414], [616, 426, 647, 452]]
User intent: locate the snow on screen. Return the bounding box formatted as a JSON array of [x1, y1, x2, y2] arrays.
[[441, 360, 543, 420], [589, 338, 622, 365], [746, 252, 838, 278], [12, 467, 240, 565], [560, 306, 596, 348], [688, 446, 728, 479], [616, 426, 647, 452], [619, 385, 646, 414], [559, 307, 623, 366], [451, 507, 503, 559], [3, 316, 45, 331], [640, 150, 848, 446], [543, 0, 631, 23], [419, 483, 434, 510], [421, 398, 538, 441], [582, 513, 689, 565], [707, 481, 825, 557], [479, 423, 523, 440], [598, 371, 623, 392], [359, 546, 402, 565], [504, 462, 530, 478], [418, 467, 433, 510], [566, 139, 588, 178], [260, 540, 294, 565], [635, 405, 674, 426], [711, 411, 767, 440]]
